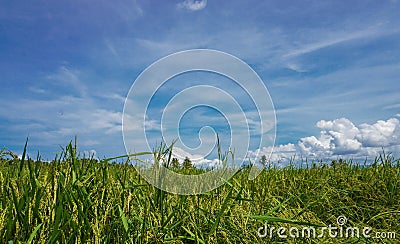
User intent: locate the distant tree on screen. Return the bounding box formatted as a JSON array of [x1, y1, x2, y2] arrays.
[[171, 157, 180, 169], [183, 157, 193, 169], [260, 155, 273, 169], [330, 158, 347, 169], [259, 155, 267, 166]]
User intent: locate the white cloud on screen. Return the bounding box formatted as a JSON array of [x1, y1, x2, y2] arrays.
[[96, 92, 126, 103], [83, 149, 98, 160], [317, 118, 362, 154], [108, 20, 397, 77], [358, 118, 399, 147], [177, 0, 207, 11], [286, 62, 308, 73], [298, 134, 333, 159], [248, 143, 297, 164], [384, 103, 400, 109], [122, 112, 160, 132], [46, 66, 87, 97], [29, 86, 46, 94], [298, 117, 400, 159], [283, 23, 396, 58], [172, 146, 222, 168], [245, 117, 400, 167], [89, 109, 122, 134], [0, 66, 124, 151]]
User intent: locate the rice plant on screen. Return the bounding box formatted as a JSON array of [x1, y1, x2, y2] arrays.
[[0, 140, 399, 243]]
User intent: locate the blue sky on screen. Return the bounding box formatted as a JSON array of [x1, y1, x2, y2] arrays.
[[1, 0, 400, 163]]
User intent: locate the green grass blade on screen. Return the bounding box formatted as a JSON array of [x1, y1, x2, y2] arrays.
[[18, 138, 28, 176], [209, 187, 233, 235], [118, 205, 129, 233], [27, 223, 42, 244]]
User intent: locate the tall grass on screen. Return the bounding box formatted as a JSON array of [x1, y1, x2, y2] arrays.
[[0, 141, 399, 243]]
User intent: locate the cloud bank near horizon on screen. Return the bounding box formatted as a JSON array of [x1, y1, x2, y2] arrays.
[[249, 116, 400, 165], [172, 116, 400, 168]]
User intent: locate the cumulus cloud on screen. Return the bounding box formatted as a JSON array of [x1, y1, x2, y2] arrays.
[[298, 117, 400, 160], [358, 118, 399, 147], [246, 117, 400, 166], [300, 118, 362, 156], [177, 0, 207, 11], [298, 133, 333, 158]]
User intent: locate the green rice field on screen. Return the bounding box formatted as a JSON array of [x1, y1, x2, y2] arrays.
[[0, 141, 399, 243]]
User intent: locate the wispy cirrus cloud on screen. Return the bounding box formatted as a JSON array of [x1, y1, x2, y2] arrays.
[[0, 65, 126, 158], [282, 26, 387, 58]]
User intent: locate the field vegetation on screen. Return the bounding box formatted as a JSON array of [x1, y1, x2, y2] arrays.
[[0, 140, 399, 243]]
